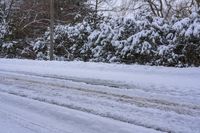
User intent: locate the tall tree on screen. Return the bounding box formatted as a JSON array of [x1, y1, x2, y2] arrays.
[[144, 0, 194, 19], [8, 0, 90, 38]]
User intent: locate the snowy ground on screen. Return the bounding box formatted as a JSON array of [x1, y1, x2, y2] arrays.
[[0, 59, 200, 133]]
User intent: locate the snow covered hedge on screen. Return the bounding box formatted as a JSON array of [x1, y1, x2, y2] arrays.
[[1, 10, 200, 67], [0, 9, 8, 39], [0, 5, 9, 57]]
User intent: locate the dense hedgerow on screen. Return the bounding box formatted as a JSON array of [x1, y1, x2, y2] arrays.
[[1, 10, 200, 67]]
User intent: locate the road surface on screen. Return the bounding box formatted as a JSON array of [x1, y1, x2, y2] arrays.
[[0, 59, 200, 133]]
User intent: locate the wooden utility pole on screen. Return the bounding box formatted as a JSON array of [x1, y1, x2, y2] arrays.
[[50, 0, 54, 60]]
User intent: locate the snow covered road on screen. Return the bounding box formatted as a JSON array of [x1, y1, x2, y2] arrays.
[[0, 59, 200, 133], [0, 92, 159, 133]]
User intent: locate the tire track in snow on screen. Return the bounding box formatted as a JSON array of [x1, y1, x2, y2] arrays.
[[0, 69, 133, 89], [0, 90, 169, 133], [0, 71, 200, 117], [0, 71, 200, 133]]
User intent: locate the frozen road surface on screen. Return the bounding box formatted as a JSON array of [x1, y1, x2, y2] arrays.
[[0, 59, 200, 133], [0, 92, 159, 133]]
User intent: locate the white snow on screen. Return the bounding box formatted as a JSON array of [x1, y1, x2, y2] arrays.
[[0, 59, 200, 133], [0, 59, 199, 93], [0, 92, 158, 133]]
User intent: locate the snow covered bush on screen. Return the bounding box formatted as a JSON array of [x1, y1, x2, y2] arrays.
[[1, 9, 199, 67], [0, 40, 36, 59], [170, 10, 200, 66], [44, 21, 92, 61], [82, 18, 126, 62], [0, 7, 8, 39], [31, 38, 47, 60], [81, 13, 174, 64], [0, 3, 10, 57], [33, 9, 200, 67]]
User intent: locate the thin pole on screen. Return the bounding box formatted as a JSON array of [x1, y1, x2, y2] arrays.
[[49, 0, 54, 60]]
